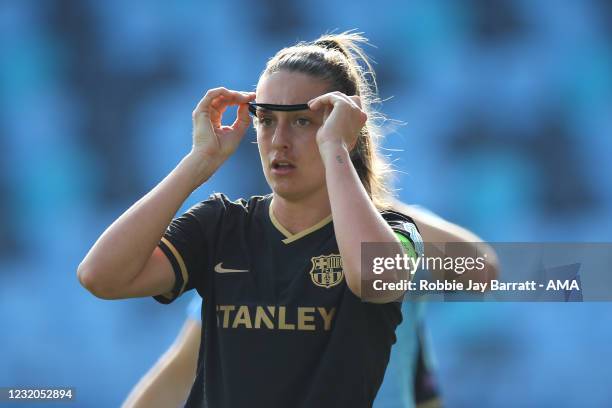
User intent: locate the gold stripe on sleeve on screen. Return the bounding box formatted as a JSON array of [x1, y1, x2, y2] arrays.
[[160, 236, 189, 295]]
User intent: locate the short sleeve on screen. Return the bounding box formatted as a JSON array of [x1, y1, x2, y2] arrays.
[[153, 194, 225, 304]]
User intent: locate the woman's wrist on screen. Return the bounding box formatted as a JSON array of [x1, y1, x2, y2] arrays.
[[319, 142, 350, 167], [178, 152, 222, 190]]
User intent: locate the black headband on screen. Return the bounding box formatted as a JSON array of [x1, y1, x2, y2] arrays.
[[248, 102, 310, 116]]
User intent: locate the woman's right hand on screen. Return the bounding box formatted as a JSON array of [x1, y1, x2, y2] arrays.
[[191, 87, 256, 164]]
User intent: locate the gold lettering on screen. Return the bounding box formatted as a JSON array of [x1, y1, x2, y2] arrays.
[[232, 305, 252, 329], [218, 305, 235, 328], [318, 307, 336, 331], [278, 306, 295, 330], [267, 306, 276, 317], [298, 307, 316, 331], [217, 305, 337, 331], [254, 306, 274, 329]]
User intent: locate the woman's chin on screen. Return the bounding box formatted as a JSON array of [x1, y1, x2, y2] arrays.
[[271, 184, 300, 199], [271, 182, 328, 204]]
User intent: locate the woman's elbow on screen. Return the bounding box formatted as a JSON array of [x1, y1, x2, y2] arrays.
[[77, 262, 120, 300]]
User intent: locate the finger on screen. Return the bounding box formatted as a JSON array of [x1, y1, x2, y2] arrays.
[[211, 94, 257, 121], [347, 96, 367, 122], [225, 91, 256, 105], [213, 92, 255, 116], [348, 95, 362, 109], [192, 110, 216, 147], [209, 97, 232, 124], [230, 102, 252, 134], [327, 93, 366, 122], [309, 91, 361, 113], [211, 93, 254, 113], [331, 92, 361, 110], [308, 92, 346, 111], [194, 88, 255, 118], [331, 91, 358, 107], [309, 94, 365, 127], [193, 87, 227, 118]]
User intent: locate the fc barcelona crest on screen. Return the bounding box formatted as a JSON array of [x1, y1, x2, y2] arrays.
[[309, 254, 344, 289]]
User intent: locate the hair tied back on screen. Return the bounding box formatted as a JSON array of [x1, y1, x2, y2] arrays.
[[314, 38, 349, 57]]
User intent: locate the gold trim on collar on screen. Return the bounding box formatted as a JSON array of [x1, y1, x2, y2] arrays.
[[269, 203, 333, 244]]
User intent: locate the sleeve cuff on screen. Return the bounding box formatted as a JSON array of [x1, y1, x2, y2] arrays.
[[153, 237, 189, 304]]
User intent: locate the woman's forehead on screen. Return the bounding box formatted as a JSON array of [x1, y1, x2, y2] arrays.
[[256, 71, 330, 105]]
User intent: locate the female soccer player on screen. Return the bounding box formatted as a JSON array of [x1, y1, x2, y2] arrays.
[[121, 203, 496, 408], [79, 32, 486, 407]]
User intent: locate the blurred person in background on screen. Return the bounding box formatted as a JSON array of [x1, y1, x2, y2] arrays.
[[78, 31, 495, 407]]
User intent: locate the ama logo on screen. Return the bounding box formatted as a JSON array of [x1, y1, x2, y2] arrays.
[[536, 262, 583, 302]]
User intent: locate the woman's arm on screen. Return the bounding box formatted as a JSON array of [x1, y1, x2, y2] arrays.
[[122, 319, 201, 408], [77, 154, 216, 299], [77, 88, 255, 300], [321, 145, 404, 301], [311, 93, 407, 302]]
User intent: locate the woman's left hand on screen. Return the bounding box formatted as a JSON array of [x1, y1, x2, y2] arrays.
[[308, 92, 367, 154]]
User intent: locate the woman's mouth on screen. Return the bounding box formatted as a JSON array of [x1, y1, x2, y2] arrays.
[[271, 160, 296, 175]]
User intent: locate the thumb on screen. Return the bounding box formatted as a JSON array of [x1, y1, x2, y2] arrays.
[[192, 111, 216, 146], [230, 103, 252, 134]]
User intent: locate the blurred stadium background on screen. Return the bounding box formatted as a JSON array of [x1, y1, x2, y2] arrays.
[[1, 0, 611, 407]]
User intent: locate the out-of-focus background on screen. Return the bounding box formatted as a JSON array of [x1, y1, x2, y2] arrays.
[[1, 0, 611, 407]]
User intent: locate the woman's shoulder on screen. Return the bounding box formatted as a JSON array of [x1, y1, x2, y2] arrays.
[[195, 192, 271, 214]]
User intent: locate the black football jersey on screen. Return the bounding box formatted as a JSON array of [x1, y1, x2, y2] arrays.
[[154, 193, 420, 408]]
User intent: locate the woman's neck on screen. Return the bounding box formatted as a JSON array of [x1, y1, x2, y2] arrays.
[[271, 190, 332, 235]]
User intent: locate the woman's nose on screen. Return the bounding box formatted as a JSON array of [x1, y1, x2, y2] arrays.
[[271, 122, 292, 149]]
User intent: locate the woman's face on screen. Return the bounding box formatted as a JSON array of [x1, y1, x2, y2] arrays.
[[255, 70, 330, 202]]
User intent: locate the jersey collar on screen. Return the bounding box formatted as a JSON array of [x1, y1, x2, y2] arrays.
[[267, 197, 333, 244]]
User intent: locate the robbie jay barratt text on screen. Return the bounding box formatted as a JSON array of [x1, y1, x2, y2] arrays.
[[371, 279, 581, 293]]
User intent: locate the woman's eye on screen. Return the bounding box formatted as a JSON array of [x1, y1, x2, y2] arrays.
[[295, 118, 310, 127], [258, 117, 273, 127]]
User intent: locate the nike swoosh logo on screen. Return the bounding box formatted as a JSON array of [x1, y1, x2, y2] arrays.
[[214, 262, 249, 273]]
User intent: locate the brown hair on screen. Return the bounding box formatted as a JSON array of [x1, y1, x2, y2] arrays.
[[260, 31, 394, 209]]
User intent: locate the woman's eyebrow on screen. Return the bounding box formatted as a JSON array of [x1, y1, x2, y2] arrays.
[[248, 102, 310, 116]]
